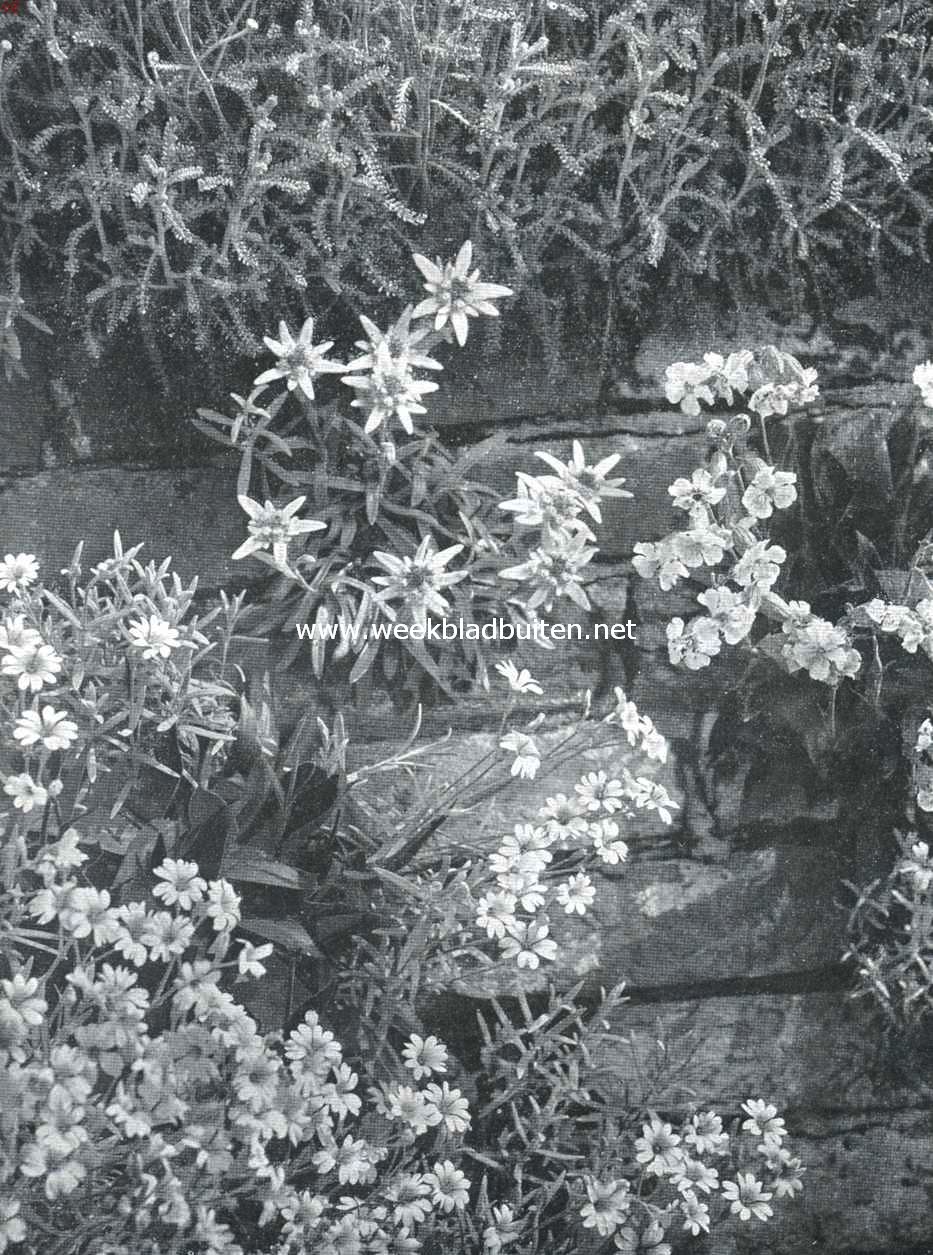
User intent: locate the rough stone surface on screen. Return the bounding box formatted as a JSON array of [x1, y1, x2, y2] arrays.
[[596, 992, 933, 1255], [0, 465, 243, 587]]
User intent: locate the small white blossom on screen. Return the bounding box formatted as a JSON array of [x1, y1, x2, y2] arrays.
[[0, 553, 39, 594], [13, 706, 79, 751], [127, 615, 181, 660]]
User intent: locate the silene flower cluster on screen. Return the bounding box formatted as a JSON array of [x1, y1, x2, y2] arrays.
[[637, 348, 873, 687]]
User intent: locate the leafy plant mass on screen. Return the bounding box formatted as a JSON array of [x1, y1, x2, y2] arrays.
[[0, 1, 931, 366], [0, 540, 806, 1254]]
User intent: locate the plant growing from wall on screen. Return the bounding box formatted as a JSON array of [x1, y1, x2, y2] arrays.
[[195, 241, 631, 706], [0, 542, 804, 1255], [634, 344, 933, 1028], [0, 2, 931, 369]]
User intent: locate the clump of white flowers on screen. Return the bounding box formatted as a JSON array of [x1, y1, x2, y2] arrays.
[[636, 348, 872, 686]]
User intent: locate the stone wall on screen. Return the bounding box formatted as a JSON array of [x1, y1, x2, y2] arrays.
[[1, 343, 931, 1253]]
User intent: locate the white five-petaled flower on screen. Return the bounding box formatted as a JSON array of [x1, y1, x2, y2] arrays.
[[668, 469, 727, 522], [696, 586, 756, 645], [2, 642, 62, 692], [153, 859, 208, 910], [741, 1099, 786, 1146], [254, 317, 345, 400], [722, 1172, 774, 1222], [127, 614, 181, 660], [475, 890, 519, 939], [499, 731, 541, 779], [580, 1176, 631, 1236], [423, 1081, 471, 1133], [732, 540, 786, 590], [237, 940, 274, 978], [13, 705, 79, 751], [341, 340, 440, 435], [411, 241, 513, 346], [0, 552, 39, 594], [371, 537, 467, 626], [498, 919, 557, 969], [3, 772, 48, 814], [232, 494, 326, 567], [741, 464, 798, 519], [664, 361, 715, 415], [494, 659, 544, 695], [666, 615, 721, 670], [423, 1159, 470, 1212], [0, 615, 43, 653], [555, 873, 596, 915], [402, 1034, 449, 1081], [205, 879, 241, 931]]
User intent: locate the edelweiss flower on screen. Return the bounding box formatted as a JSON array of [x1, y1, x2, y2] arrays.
[[371, 537, 467, 626], [499, 472, 595, 540], [412, 241, 513, 346], [534, 440, 632, 522], [341, 341, 440, 435], [499, 531, 596, 612], [13, 705, 79, 751], [254, 317, 345, 400], [127, 614, 181, 660], [232, 495, 326, 567], [350, 306, 443, 374], [0, 552, 39, 594]]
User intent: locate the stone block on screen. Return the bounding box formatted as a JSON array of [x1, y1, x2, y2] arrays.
[[595, 992, 933, 1255], [0, 466, 244, 588]]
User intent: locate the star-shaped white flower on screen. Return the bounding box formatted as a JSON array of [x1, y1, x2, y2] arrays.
[[411, 241, 513, 346], [253, 317, 345, 400], [232, 495, 326, 567]]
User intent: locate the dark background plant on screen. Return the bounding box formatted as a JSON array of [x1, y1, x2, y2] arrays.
[[1, 0, 932, 382]]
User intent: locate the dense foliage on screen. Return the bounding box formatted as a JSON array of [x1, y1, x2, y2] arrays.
[[1, 0, 931, 371]]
